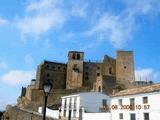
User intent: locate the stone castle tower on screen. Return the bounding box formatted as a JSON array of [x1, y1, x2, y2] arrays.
[[66, 51, 84, 89], [17, 50, 136, 111], [116, 51, 135, 86]]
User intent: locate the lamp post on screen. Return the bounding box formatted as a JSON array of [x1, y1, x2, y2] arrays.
[[42, 82, 52, 120]]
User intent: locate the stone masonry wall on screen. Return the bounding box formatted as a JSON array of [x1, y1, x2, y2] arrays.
[[2, 105, 57, 120]]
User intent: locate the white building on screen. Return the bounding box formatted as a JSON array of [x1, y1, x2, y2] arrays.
[[41, 84, 160, 120], [111, 84, 160, 120], [60, 92, 110, 120]]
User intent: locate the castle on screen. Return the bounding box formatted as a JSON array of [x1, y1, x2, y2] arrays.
[[17, 50, 136, 111], [35, 50, 135, 92]]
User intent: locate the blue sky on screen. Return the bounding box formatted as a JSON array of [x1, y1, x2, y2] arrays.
[[0, 0, 160, 110]]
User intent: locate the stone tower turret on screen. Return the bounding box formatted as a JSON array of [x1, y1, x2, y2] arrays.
[[116, 51, 135, 87], [66, 51, 84, 89]]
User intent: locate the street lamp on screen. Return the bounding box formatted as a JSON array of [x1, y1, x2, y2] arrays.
[[42, 81, 52, 120]]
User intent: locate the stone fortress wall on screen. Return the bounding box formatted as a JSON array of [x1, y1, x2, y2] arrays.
[[17, 50, 137, 111]]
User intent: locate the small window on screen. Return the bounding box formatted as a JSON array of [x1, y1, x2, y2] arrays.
[[85, 77, 89, 80], [74, 97, 77, 109], [85, 66, 89, 70], [124, 66, 127, 69], [72, 53, 76, 59], [118, 99, 122, 105], [58, 66, 60, 70], [109, 67, 112, 74], [98, 86, 101, 92], [77, 53, 80, 60], [102, 99, 107, 106], [97, 66, 100, 70], [46, 64, 49, 68], [97, 73, 100, 76], [85, 72, 88, 75], [144, 113, 149, 120], [64, 99, 67, 108], [119, 113, 123, 119], [143, 97, 148, 104]]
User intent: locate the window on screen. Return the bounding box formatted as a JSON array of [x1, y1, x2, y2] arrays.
[[85, 76, 89, 80], [77, 53, 80, 60], [85, 72, 88, 75], [64, 99, 67, 109], [124, 66, 127, 69], [85, 66, 89, 70], [74, 97, 77, 109], [73, 109, 76, 117], [118, 99, 123, 106], [69, 98, 72, 109], [102, 99, 107, 106], [46, 64, 49, 69], [63, 67, 66, 70], [130, 113, 136, 120], [97, 66, 100, 70], [97, 73, 100, 76], [143, 97, 148, 104], [72, 53, 76, 59], [58, 66, 60, 70], [130, 98, 135, 110], [109, 67, 112, 74], [144, 113, 149, 120], [98, 86, 101, 92], [119, 113, 123, 119]]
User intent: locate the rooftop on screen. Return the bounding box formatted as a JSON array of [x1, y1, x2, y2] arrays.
[[112, 83, 160, 97]]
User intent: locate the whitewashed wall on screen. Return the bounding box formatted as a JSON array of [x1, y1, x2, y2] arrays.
[[60, 92, 110, 118], [83, 113, 111, 120], [80, 92, 110, 112], [111, 91, 160, 120], [38, 107, 59, 119]]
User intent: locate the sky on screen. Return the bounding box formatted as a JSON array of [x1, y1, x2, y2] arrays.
[[0, 0, 160, 110]]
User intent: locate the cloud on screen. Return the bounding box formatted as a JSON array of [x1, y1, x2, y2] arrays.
[[86, 12, 135, 48], [86, 0, 160, 48], [0, 17, 8, 26], [123, 0, 160, 15], [71, 2, 88, 17], [17, 0, 66, 38], [135, 68, 160, 82], [1, 70, 35, 86], [0, 61, 8, 69]]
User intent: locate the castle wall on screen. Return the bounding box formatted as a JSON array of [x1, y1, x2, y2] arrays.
[[36, 61, 66, 89], [83, 62, 102, 89], [102, 55, 116, 76], [3, 105, 56, 120]]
